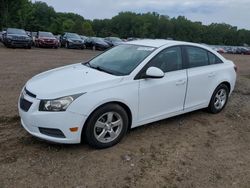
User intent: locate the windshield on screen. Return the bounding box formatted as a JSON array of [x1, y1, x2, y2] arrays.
[[109, 37, 122, 42], [39, 32, 54, 37], [88, 45, 155, 75], [8, 28, 26, 35], [67, 33, 81, 39], [93, 37, 105, 43]]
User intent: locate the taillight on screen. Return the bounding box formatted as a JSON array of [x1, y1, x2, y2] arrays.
[[234, 65, 238, 73]]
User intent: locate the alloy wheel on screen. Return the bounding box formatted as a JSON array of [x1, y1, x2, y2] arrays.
[[93, 112, 123, 143], [214, 88, 227, 110]]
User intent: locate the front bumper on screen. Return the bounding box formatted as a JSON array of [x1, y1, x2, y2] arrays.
[[68, 42, 84, 48], [38, 41, 58, 48], [6, 39, 32, 47], [18, 90, 87, 144]]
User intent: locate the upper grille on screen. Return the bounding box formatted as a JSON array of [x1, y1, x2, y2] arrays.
[[13, 36, 27, 40]]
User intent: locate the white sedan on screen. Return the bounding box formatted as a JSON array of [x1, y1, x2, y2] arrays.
[[18, 39, 237, 148]]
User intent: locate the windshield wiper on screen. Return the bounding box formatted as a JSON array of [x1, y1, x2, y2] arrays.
[[82, 61, 91, 67], [82, 62, 122, 76], [91, 65, 115, 75]]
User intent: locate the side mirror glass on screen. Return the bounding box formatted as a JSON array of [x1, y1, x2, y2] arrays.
[[145, 67, 164, 79]]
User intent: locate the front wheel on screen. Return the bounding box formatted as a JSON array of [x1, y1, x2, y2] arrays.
[[208, 84, 229, 114], [83, 104, 128, 149]]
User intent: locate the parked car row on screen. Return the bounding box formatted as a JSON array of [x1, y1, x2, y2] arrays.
[[1, 28, 249, 54], [211, 45, 250, 55], [0, 28, 126, 50]]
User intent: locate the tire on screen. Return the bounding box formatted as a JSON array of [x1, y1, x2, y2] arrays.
[[83, 104, 129, 149], [207, 84, 229, 114]]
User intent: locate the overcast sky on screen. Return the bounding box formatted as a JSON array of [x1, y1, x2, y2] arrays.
[[32, 0, 250, 30]]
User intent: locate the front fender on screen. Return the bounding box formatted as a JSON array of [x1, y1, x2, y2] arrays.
[[67, 80, 139, 127]]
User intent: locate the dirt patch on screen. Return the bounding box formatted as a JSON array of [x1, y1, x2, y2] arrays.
[[0, 44, 250, 188]]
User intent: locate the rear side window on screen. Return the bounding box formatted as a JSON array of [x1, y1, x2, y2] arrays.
[[186, 46, 209, 68], [149, 46, 183, 72], [208, 52, 223, 64]]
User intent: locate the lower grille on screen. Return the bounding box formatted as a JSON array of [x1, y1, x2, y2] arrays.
[[20, 98, 32, 112], [39, 127, 66, 138]]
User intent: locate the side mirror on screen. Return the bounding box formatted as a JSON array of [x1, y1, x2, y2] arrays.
[[145, 67, 164, 79]]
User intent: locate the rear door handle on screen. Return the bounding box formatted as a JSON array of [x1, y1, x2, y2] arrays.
[[176, 79, 186, 86], [208, 72, 215, 78]]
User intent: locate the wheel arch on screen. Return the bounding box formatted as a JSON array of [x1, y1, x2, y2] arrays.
[[219, 81, 231, 93], [81, 101, 133, 141]]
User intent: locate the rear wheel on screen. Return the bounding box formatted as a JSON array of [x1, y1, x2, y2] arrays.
[[84, 104, 128, 149], [208, 84, 229, 114]]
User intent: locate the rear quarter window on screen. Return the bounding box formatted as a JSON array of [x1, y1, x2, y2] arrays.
[[208, 52, 223, 64]]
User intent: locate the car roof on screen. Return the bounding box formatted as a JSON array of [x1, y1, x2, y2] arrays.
[[126, 39, 200, 48]]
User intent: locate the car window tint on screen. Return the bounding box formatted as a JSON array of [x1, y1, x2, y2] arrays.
[[150, 46, 182, 72], [186, 46, 209, 68], [208, 52, 223, 64]]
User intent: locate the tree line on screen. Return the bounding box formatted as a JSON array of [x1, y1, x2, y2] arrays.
[[1, 0, 250, 46]]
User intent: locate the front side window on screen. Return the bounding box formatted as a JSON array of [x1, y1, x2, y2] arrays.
[[87, 45, 155, 75], [149, 46, 183, 72], [186, 46, 209, 68]]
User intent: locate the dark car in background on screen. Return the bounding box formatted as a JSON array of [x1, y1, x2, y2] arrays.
[[80, 35, 88, 42], [60, 32, 85, 49], [2, 28, 32, 48], [235, 47, 250, 55], [85, 37, 110, 50], [35, 31, 59, 48], [104, 37, 124, 46]]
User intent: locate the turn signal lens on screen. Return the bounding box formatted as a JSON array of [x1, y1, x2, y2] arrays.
[[70, 127, 78, 132]]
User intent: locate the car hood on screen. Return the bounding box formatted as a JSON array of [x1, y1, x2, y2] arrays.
[[25, 63, 123, 99], [96, 41, 109, 46], [8, 34, 29, 38], [68, 38, 83, 42]]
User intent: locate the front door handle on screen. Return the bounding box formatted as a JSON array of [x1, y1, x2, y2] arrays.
[[176, 79, 186, 86]]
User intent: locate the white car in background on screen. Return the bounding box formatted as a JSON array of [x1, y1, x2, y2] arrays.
[[18, 39, 237, 148]]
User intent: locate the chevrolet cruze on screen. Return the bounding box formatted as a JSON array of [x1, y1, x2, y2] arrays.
[[18, 40, 237, 148]]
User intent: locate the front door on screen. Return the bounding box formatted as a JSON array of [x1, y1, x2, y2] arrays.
[[138, 46, 187, 123]]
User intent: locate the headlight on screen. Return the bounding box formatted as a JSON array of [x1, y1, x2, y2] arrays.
[[68, 39, 73, 43], [39, 94, 83, 112]]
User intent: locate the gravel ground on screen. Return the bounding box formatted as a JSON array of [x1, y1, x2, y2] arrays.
[[0, 44, 250, 188]]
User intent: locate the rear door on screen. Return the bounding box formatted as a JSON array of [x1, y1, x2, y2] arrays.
[[184, 46, 223, 110]]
